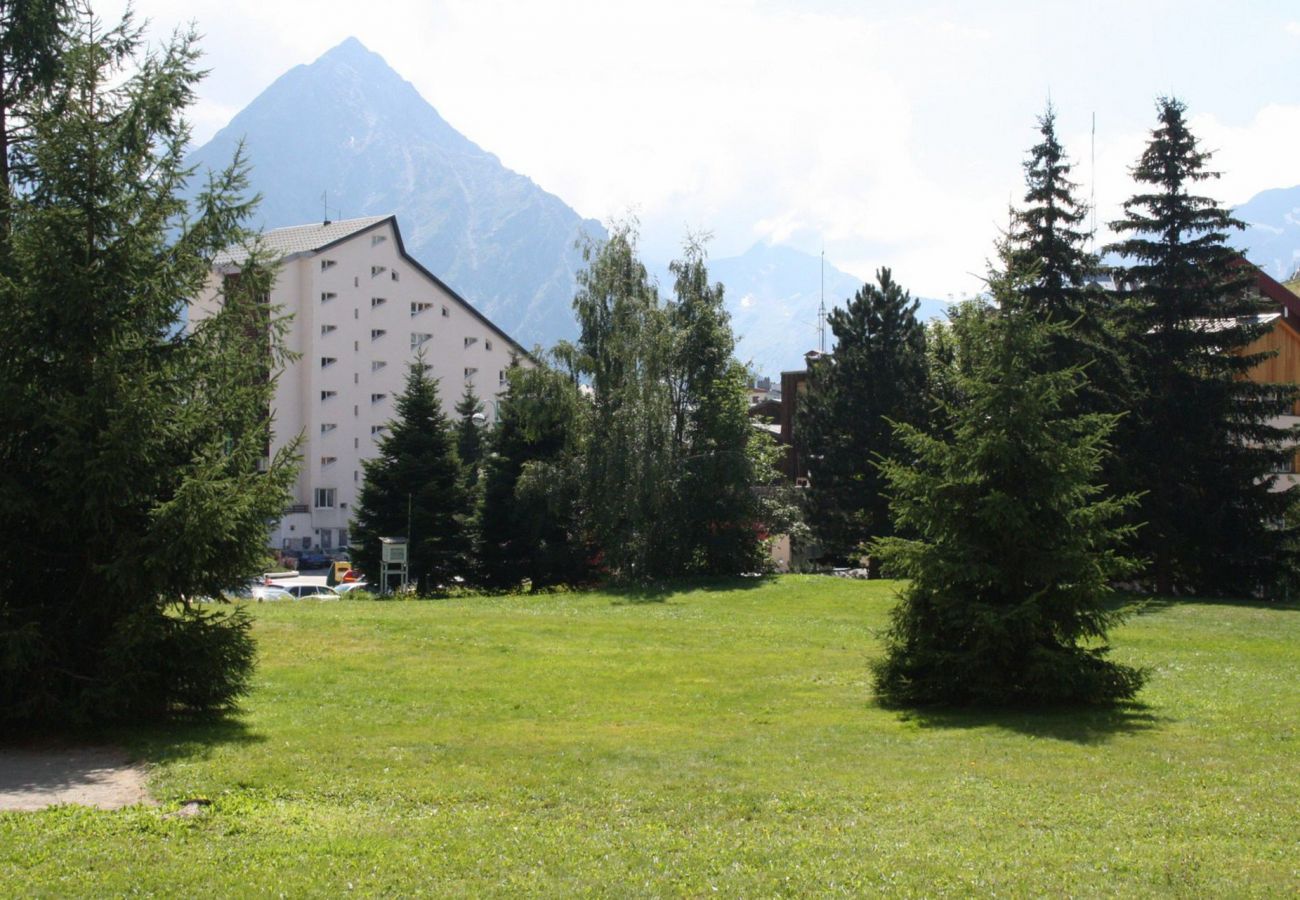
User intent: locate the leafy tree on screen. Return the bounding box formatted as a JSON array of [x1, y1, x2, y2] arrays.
[[871, 280, 1145, 707], [1107, 97, 1298, 595], [796, 268, 928, 565], [573, 225, 770, 580], [572, 222, 676, 579], [477, 357, 588, 590], [351, 362, 468, 593], [0, 10, 297, 725], [665, 238, 767, 575]]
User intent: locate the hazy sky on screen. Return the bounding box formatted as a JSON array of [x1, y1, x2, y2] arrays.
[[98, 0, 1300, 300]]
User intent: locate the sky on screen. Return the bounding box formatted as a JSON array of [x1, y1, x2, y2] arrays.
[[96, 0, 1300, 301]]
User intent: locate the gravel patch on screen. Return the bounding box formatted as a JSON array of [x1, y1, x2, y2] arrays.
[[0, 746, 153, 812]]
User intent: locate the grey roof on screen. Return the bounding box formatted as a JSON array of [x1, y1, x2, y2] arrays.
[[214, 216, 390, 267]]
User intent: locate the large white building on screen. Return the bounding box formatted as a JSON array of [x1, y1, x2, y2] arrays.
[[192, 215, 531, 553]]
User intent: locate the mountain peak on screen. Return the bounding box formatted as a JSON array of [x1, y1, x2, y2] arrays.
[[314, 36, 387, 70]]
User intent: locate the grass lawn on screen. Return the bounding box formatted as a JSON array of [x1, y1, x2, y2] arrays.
[[3, 576, 1299, 896]]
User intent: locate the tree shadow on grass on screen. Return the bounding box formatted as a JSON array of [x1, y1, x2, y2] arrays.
[[604, 574, 779, 605], [888, 700, 1164, 746], [1118, 592, 1300, 616], [107, 713, 266, 766]]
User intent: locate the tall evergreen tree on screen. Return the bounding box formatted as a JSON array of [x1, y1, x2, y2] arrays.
[[0, 9, 297, 725], [1107, 97, 1298, 595], [455, 383, 486, 484], [871, 281, 1145, 707], [351, 362, 468, 593], [796, 268, 928, 565], [477, 357, 588, 590]]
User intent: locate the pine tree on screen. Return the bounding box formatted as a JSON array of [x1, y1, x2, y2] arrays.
[[1107, 96, 1298, 595], [477, 358, 588, 590], [351, 362, 468, 593], [0, 10, 297, 725], [455, 384, 486, 483], [871, 280, 1145, 707], [796, 268, 928, 565]]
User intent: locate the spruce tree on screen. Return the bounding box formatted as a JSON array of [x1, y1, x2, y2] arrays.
[[351, 362, 468, 593], [1107, 96, 1298, 595], [871, 280, 1145, 707], [0, 10, 297, 725], [796, 268, 928, 565], [454, 384, 486, 483], [477, 358, 587, 590]]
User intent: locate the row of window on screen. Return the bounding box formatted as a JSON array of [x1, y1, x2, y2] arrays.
[[320, 332, 495, 355]]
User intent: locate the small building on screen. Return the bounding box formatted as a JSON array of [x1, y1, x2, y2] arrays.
[[191, 215, 531, 552]]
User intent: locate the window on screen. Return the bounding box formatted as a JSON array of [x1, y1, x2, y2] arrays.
[[371, 425, 388, 436], [320, 324, 337, 336], [320, 423, 337, 434], [371, 297, 387, 308], [321, 456, 337, 467], [354, 372, 359, 384], [320, 390, 337, 402], [320, 259, 337, 271], [371, 265, 387, 278], [498, 370, 507, 386], [421, 363, 434, 374], [441, 306, 450, 318], [371, 329, 387, 341], [464, 336, 478, 348], [354, 340, 359, 352], [321, 357, 337, 368], [354, 438, 359, 449], [371, 360, 387, 372], [464, 367, 477, 379], [314, 488, 336, 508], [371, 234, 387, 246], [321, 291, 337, 303], [338, 528, 350, 547], [411, 301, 432, 317], [411, 332, 432, 349], [354, 309, 359, 320], [371, 393, 387, 403], [391, 270, 399, 282], [485, 339, 493, 351]]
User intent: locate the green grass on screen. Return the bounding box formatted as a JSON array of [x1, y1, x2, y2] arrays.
[[4, 577, 1299, 896]]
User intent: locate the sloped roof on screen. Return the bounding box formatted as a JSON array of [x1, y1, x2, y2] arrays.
[[214, 215, 391, 267]]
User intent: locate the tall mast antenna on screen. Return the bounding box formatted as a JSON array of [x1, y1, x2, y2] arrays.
[[818, 248, 827, 354]]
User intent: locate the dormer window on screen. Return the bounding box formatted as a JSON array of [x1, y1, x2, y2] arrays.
[[371, 329, 387, 341]]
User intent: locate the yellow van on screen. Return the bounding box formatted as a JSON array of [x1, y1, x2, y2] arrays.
[[326, 560, 353, 587]]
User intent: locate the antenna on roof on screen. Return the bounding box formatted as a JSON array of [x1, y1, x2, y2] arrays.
[[321, 191, 341, 226]]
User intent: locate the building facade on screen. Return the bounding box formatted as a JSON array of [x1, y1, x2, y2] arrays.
[[192, 215, 531, 552]]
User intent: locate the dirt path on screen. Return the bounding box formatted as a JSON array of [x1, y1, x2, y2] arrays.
[[0, 746, 153, 812]]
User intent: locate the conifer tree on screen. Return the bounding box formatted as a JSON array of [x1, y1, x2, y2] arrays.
[[796, 268, 928, 565], [1107, 97, 1298, 595], [454, 384, 486, 484], [0, 9, 297, 725], [351, 362, 468, 592], [871, 279, 1145, 707], [477, 358, 588, 590]]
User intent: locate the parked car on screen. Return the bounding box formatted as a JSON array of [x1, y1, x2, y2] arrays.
[[334, 581, 370, 595], [249, 582, 292, 602], [281, 584, 340, 600], [298, 552, 332, 570]]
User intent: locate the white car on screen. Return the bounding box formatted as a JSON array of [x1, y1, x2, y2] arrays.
[[334, 581, 371, 595], [245, 582, 292, 602], [279, 584, 340, 601]]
